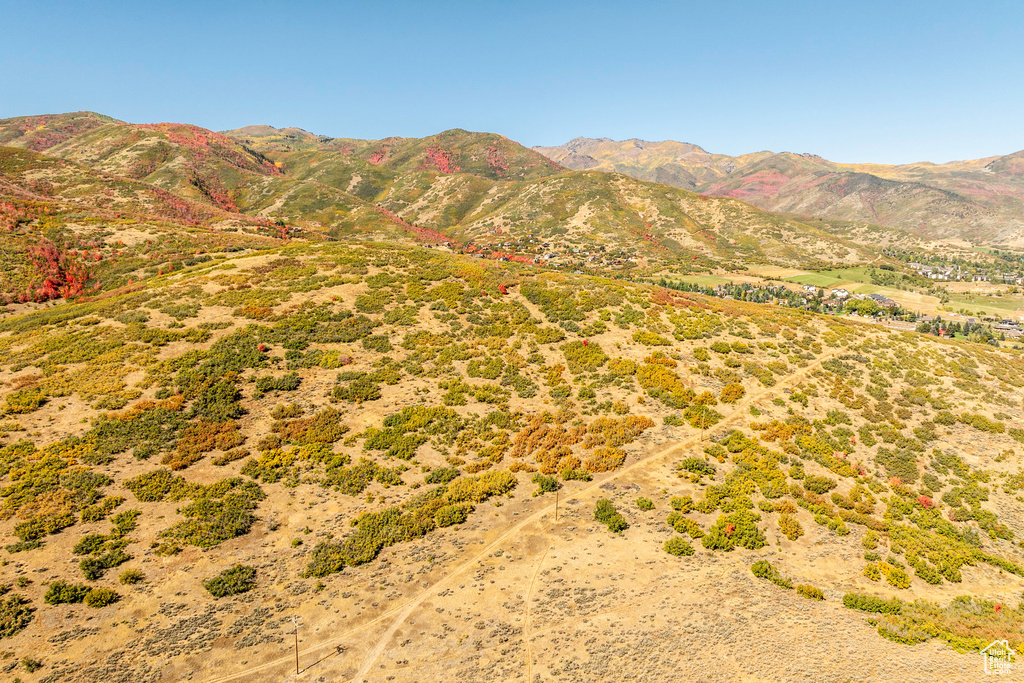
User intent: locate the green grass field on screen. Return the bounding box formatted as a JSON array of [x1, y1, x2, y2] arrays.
[[784, 273, 845, 287], [944, 293, 1024, 317]]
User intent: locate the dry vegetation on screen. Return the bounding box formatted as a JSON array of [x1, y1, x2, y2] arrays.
[[0, 239, 1018, 681]]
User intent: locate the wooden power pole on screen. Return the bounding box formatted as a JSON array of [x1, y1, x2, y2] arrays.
[[292, 615, 302, 675]]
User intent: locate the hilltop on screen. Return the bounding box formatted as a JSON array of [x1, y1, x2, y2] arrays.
[[535, 137, 1024, 248]]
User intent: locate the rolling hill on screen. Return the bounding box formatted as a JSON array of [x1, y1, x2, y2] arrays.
[[535, 137, 1024, 247], [0, 113, 907, 288]]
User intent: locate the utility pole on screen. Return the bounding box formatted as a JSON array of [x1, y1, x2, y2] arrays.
[[292, 615, 302, 675]]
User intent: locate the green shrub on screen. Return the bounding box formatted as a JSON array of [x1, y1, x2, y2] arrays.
[[0, 594, 33, 637], [253, 372, 301, 398], [532, 473, 560, 495], [701, 510, 765, 551], [44, 580, 89, 605], [842, 592, 902, 614], [664, 536, 695, 556], [434, 503, 472, 527], [424, 467, 460, 485], [751, 560, 792, 589], [672, 517, 704, 539], [84, 587, 119, 608], [562, 341, 608, 374], [362, 335, 392, 353], [594, 498, 627, 532], [467, 356, 504, 379], [803, 475, 837, 494], [111, 509, 140, 536], [796, 584, 824, 600], [4, 387, 46, 414], [678, 458, 716, 478], [124, 468, 197, 502], [957, 413, 1004, 434], [670, 495, 693, 513], [303, 469, 517, 578], [118, 569, 145, 585], [753, 561, 790, 589], [166, 483, 264, 548], [303, 542, 347, 578], [202, 564, 256, 598], [632, 331, 670, 346], [636, 497, 654, 511], [331, 375, 383, 403], [561, 468, 592, 481], [80, 496, 125, 523]]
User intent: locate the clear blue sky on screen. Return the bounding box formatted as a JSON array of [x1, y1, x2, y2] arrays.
[[2, 0, 1022, 164]]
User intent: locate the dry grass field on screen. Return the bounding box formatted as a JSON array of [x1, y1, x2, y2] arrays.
[[0, 241, 1021, 682]]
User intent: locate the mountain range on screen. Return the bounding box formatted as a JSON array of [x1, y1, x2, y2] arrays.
[[534, 137, 1024, 248], [3, 111, 1020, 307], [0, 112, 941, 294]]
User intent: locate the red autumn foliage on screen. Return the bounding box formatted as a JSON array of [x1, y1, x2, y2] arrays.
[[486, 145, 510, 175], [20, 239, 98, 303], [486, 250, 533, 264], [725, 523, 735, 536], [373, 206, 450, 243], [422, 145, 460, 174], [149, 187, 209, 225], [16, 114, 105, 152], [916, 495, 934, 509], [188, 166, 239, 213], [138, 123, 282, 177], [367, 149, 388, 165], [498, 284, 508, 295]]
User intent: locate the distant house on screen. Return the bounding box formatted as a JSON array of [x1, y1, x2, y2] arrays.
[[832, 288, 849, 299], [802, 284, 817, 293], [869, 293, 898, 309]]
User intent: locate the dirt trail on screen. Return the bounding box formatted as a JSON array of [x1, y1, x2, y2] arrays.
[[204, 344, 851, 683], [523, 548, 548, 682]]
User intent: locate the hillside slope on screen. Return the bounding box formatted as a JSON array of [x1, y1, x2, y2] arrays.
[[1, 113, 896, 273], [535, 137, 1024, 247], [0, 240, 1021, 682]]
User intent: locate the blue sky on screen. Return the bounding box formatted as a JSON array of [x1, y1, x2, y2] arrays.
[[2, 0, 1022, 163]]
